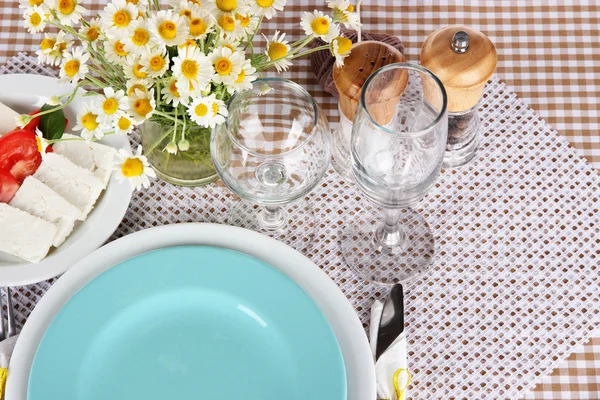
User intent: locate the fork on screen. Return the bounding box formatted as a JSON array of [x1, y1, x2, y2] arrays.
[[0, 288, 17, 341]]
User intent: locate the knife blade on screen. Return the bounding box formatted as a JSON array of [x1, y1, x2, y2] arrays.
[[375, 284, 404, 360]]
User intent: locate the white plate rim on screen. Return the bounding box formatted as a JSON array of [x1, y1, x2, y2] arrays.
[[0, 74, 133, 286], [6, 223, 376, 400]]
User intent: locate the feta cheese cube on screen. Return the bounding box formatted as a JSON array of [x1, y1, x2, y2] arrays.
[[52, 134, 117, 187], [0, 203, 57, 263], [33, 153, 104, 221], [9, 176, 80, 247]]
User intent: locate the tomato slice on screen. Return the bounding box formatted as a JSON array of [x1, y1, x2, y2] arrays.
[[23, 109, 41, 132], [0, 129, 42, 183], [0, 169, 20, 203]]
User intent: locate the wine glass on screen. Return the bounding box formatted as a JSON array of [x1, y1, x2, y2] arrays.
[[341, 63, 448, 285], [211, 78, 332, 252]]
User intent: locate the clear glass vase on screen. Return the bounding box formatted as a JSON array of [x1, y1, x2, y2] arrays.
[[139, 120, 218, 187]]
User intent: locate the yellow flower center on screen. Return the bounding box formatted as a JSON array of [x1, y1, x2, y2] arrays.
[[311, 17, 330, 36], [81, 112, 98, 131], [216, 0, 235, 12], [222, 43, 236, 53], [29, 0, 43, 6], [180, 9, 192, 18], [133, 98, 152, 117], [180, 59, 198, 79], [126, 0, 139, 4], [189, 18, 207, 36], [133, 63, 148, 79], [63, 59, 80, 77], [149, 55, 165, 71], [158, 21, 177, 40], [235, 13, 250, 27], [112, 9, 131, 27], [169, 80, 180, 96], [40, 38, 55, 51], [121, 158, 144, 177], [214, 57, 232, 75], [117, 116, 131, 130], [256, 0, 273, 7], [132, 28, 150, 46], [35, 136, 43, 152], [179, 39, 198, 49], [235, 68, 245, 83], [128, 84, 146, 96], [335, 36, 352, 55], [57, 42, 67, 52], [211, 103, 219, 116], [29, 13, 42, 26], [114, 40, 129, 56], [57, 0, 75, 15], [268, 42, 287, 60], [102, 98, 119, 115], [218, 15, 235, 32], [86, 26, 100, 41], [194, 103, 208, 117], [346, 4, 354, 12]]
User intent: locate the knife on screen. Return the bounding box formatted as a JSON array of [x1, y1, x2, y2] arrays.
[[375, 284, 404, 360]]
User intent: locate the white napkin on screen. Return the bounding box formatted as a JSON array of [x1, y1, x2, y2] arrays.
[[370, 300, 411, 400], [0, 334, 19, 399]]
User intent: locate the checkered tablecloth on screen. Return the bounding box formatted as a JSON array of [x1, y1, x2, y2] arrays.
[[0, 1, 599, 399]]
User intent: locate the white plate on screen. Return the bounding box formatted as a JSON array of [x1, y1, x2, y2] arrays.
[[0, 74, 132, 286], [6, 223, 376, 400]]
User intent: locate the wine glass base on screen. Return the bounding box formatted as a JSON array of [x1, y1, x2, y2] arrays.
[[341, 208, 435, 285], [227, 199, 317, 255]]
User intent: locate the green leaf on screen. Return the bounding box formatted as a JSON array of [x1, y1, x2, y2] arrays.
[[39, 103, 66, 141]]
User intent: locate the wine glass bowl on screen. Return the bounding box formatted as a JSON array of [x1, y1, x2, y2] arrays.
[[342, 64, 448, 285]]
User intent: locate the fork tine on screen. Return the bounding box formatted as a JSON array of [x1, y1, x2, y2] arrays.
[[0, 290, 5, 341], [6, 288, 16, 338]]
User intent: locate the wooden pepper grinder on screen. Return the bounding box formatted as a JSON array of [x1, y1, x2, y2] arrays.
[[420, 25, 497, 168], [331, 40, 407, 178]]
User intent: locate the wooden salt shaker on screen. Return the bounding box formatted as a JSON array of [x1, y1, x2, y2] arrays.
[[331, 40, 407, 178], [420, 25, 497, 168]]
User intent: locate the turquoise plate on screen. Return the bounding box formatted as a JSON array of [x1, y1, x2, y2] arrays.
[[28, 246, 346, 400]]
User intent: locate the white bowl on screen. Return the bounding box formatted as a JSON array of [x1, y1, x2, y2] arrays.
[[6, 223, 376, 400]]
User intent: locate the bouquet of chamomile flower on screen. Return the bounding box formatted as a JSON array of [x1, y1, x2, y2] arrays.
[[18, 0, 360, 188]]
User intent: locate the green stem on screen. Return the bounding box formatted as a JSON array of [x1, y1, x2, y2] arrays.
[[144, 127, 175, 155], [244, 15, 264, 51], [153, 110, 178, 122], [27, 84, 82, 120]]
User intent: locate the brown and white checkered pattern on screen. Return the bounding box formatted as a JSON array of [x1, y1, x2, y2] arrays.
[[1, 1, 599, 399]]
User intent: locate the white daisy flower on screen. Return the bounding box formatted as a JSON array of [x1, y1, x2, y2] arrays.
[[128, 88, 156, 123], [58, 46, 89, 84], [187, 94, 227, 129], [35, 128, 50, 156], [19, 0, 45, 9], [171, 45, 214, 94], [300, 10, 339, 43], [73, 102, 105, 142], [215, 35, 241, 53], [93, 87, 128, 124], [124, 56, 151, 85], [164, 141, 178, 154], [50, 0, 86, 26], [327, 0, 361, 30], [104, 37, 131, 64], [161, 77, 190, 107], [23, 5, 47, 33], [188, 9, 215, 39], [263, 30, 291, 72], [36, 31, 73, 66], [149, 10, 188, 47], [100, 0, 138, 36], [113, 145, 156, 190], [79, 17, 103, 46], [212, 0, 248, 14], [122, 19, 152, 56], [215, 12, 244, 40], [234, 12, 259, 35], [124, 0, 146, 13], [247, 0, 285, 19], [140, 47, 169, 77], [209, 46, 243, 86], [168, 0, 214, 12], [331, 35, 352, 67], [171, 0, 200, 19], [178, 39, 200, 51], [126, 81, 149, 97], [227, 58, 257, 94], [114, 114, 135, 134]]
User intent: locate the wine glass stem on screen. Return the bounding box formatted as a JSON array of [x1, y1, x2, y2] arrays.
[[377, 209, 407, 248], [258, 205, 286, 230]]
